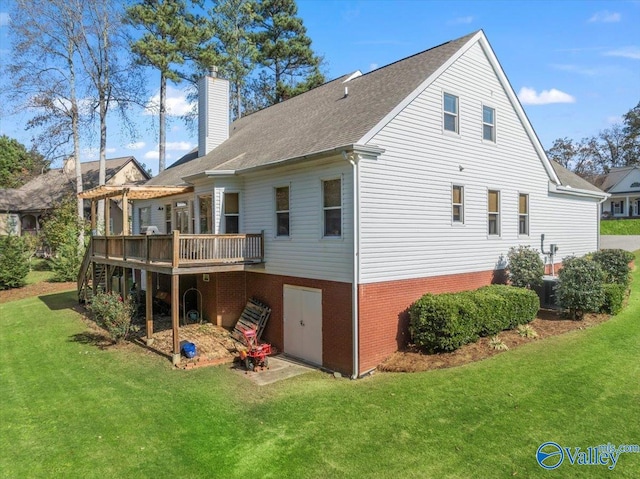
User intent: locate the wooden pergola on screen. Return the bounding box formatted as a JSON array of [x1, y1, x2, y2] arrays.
[[78, 184, 194, 235], [79, 184, 194, 365]]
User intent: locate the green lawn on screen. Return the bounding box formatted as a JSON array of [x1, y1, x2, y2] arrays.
[[1, 255, 639, 478], [601, 219, 640, 235]]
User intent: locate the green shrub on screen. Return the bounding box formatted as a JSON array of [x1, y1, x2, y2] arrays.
[[507, 245, 545, 289], [600, 283, 626, 315], [555, 256, 605, 319], [409, 285, 539, 353], [591, 249, 634, 287], [50, 231, 83, 282], [0, 235, 30, 290], [88, 292, 136, 342]]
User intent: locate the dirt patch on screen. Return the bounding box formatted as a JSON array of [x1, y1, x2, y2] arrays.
[[0, 281, 76, 303], [378, 309, 611, 373]]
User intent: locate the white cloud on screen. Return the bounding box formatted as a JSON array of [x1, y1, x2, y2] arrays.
[[518, 87, 576, 105], [144, 150, 159, 160], [550, 64, 599, 76], [127, 141, 146, 150], [448, 15, 474, 25], [144, 85, 194, 116], [588, 11, 621, 23], [165, 141, 194, 151], [106, 147, 116, 154], [604, 46, 640, 60], [0, 12, 10, 27]]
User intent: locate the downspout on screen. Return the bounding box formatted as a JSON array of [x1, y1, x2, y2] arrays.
[[343, 150, 360, 379]]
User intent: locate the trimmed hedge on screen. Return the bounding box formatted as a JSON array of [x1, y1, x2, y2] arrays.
[[601, 283, 626, 315], [591, 249, 634, 287], [409, 285, 539, 352]]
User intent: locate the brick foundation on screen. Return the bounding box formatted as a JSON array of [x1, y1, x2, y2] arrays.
[[357, 269, 503, 374]]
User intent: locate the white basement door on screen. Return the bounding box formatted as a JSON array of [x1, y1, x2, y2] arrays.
[[283, 285, 323, 366]]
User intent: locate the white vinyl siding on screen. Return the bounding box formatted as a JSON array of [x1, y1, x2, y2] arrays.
[[243, 157, 352, 283], [358, 41, 600, 283]]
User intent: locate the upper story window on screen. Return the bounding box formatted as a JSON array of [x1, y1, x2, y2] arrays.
[[483, 105, 495, 142], [323, 178, 342, 237], [443, 93, 459, 133], [224, 192, 239, 234], [519, 193, 529, 235], [488, 190, 500, 236], [275, 186, 290, 237], [452, 185, 464, 223]]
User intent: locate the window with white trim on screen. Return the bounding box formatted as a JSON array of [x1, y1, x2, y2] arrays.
[[164, 204, 172, 233], [519, 193, 529, 235], [488, 190, 500, 236], [224, 192, 239, 233], [199, 195, 212, 234], [443, 93, 459, 133], [483, 105, 495, 142], [452, 185, 464, 223], [275, 186, 290, 237], [139, 207, 150, 232], [323, 178, 341, 237]]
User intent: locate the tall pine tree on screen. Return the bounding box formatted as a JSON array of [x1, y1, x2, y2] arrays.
[[247, 0, 324, 112], [126, 0, 211, 172]]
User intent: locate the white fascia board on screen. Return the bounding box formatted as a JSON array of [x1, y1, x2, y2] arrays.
[[343, 71, 363, 83], [607, 167, 638, 193], [204, 169, 237, 176], [549, 181, 610, 200]]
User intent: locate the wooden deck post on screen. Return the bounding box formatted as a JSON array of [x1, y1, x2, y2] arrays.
[[172, 230, 180, 268], [91, 201, 96, 233], [171, 274, 180, 366], [145, 270, 153, 345], [105, 199, 111, 236], [122, 191, 129, 235]]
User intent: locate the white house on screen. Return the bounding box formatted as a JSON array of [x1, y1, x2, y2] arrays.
[[80, 30, 607, 377], [590, 165, 640, 218]]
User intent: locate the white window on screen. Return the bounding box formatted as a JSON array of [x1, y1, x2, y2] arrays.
[[224, 192, 239, 234], [275, 186, 290, 237], [164, 204, 172, 233], [138, 207, 150, 232], [612, 200, 624, 215], [443, 93, 459, 133], [488, 190, 500, 236], [198, 195, 212, 234], [519, 193, 529, 235], [483, 105, 495, 142], [323, 179, 341, 237], [452, 185, 464, 223]]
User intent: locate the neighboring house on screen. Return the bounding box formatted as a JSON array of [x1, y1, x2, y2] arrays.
[[79, 30, 607, 377], [588, 166, 640, 218], [0, 156, 150, 236]]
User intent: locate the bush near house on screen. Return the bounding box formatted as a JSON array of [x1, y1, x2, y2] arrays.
[[88, 292, 136, 343], [409, 285, 539, 352], [0, 235, 30, 290], [555, 256, 605, 319], [600, 283, 626, 315], [506, 245, 545, 289], [591, 248, 634, 287]]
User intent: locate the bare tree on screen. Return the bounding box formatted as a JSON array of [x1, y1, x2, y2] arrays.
[[8, 0, 88, 247]]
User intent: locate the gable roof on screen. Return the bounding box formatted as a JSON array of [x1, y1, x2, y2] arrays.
[[550, 161, 606, 194], [148, 31, 479, 186], [0, 156, 148, 212], [589, 165, 639, 192]]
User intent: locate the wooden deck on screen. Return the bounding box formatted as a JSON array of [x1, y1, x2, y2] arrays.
[[89, 231, 264, 273]]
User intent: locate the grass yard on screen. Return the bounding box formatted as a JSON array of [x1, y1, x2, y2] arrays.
[[1, 254, 639, 478], [601, 218, 640, 235]]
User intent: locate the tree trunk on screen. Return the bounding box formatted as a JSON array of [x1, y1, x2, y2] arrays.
[[159, 72, 166, 172]]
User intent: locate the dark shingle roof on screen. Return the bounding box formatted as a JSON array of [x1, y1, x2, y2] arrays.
[[148, 31, 479, 186], [0, 156, 144, 211], [596, 166, 638, 192]]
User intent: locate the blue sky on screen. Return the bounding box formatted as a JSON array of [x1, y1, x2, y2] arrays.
[[0, 0, 638, 175]]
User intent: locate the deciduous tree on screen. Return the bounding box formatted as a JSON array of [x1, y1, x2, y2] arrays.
[[0, 135, 48, 188]]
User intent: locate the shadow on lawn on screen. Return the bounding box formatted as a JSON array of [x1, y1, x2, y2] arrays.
[[38, 291, 82, 312], [69, 331, 115, 349]]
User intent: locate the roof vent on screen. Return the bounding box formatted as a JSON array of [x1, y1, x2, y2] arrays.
[[344, 86, 349, 98]]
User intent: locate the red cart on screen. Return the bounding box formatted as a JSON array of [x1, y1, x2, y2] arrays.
[[239, 329, 272, 371]]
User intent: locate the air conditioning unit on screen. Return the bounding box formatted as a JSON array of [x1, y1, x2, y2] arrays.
[[144, 225, 159, 235]]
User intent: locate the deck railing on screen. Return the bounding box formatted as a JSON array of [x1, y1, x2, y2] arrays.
[[90, 231, 264, 267]]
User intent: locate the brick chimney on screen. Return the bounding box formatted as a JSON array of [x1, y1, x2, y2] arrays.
[[198, 66, 230, 157]]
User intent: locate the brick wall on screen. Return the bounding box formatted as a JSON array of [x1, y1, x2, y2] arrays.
[[358, 269, 500, 374], [246, 273, 353, 375]]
